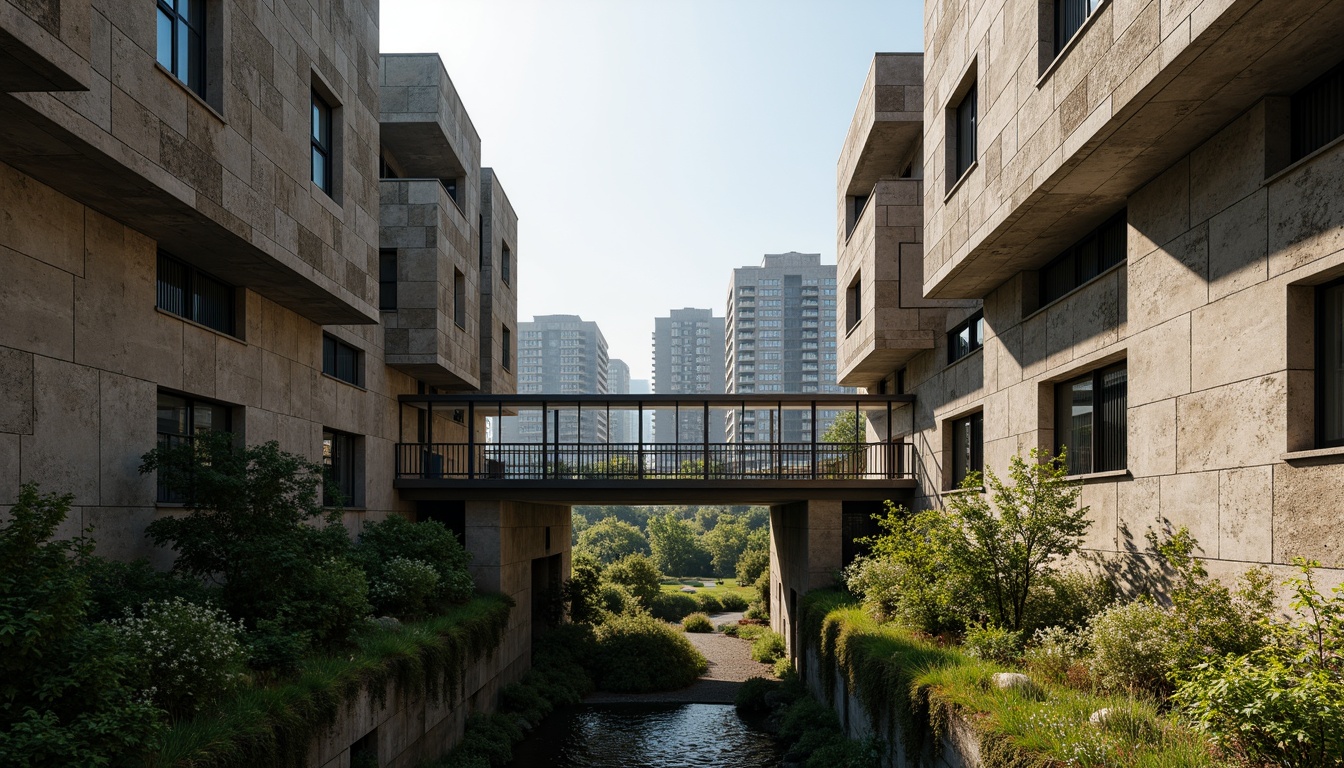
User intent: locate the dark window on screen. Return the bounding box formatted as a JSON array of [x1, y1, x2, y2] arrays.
[[896, 368, 907, 395], [948, 310, 985, 364], [954, 81, 977, 180], [443, 178, 458, 205], [846, 275, 861, 331], [1038, 210, 1127, 307], [502, 326, 512, 371], [157, 251, 235, 335], [322, 334, 361, 386], [1054, 0, 1102, 57], [378, 151, 398, 179], [156, 391, 230, 502], [951, 411, 984, 488], [847, 193, 870, 237], [322, 429, 357, 507], [1055, 363, 1127, 475], [501, 242, 512, 286], [311, 89, 332, 194], [1292, 61, 1344, 162], [1318, 277, 1344, 447], [156, 0, 206, 98], [478, 215, 486, 268], [378, 250, 397, 311], [453, 269, 466, 328]]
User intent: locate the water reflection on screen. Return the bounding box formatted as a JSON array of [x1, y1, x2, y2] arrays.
[[504, 703, 781, 767]]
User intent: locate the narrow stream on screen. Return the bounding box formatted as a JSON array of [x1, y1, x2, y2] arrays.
[[504, 703, 783, 767]]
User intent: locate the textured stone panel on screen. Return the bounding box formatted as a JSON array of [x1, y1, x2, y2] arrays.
[[1078, 480, 1118, 552], [21, 356, 99, 504], [1159, 472, 1221, 557], [1273, 462, 1344, 567], [1207, 189, 1268, 301], [1128, 313, 1191, 407], [1128, 398, 1176, 477], [1218, 465, 1272, 563], [1129, 223, 1209, 329], [97, 370, 155, 507], [0, 162, 85, 276], [1176, 374, 1285, 473], [1190, 279, 1283, 391], [0, 246, 75, 360], [0, 347, 34, 434]]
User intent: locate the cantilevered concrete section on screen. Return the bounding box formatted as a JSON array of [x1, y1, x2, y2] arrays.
[[394, 393, 917, 505]]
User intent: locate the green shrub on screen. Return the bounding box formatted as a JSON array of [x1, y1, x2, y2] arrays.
[[353, 516, 474, 604], [736, 543, 770, 586], [592, 612, 707, 692], [277, 556, 371, 649], [681, 612, 714, 633], [751, 630, 786, 664], [82, 556, 216, 623], [563, 550, 604, 624], [367, 556, 440, 619], [754, 570, 770, 605], [0, 484, 166, 764], [603, 553, 662, 607], [693, 591, 723, 613], [1087, 599, 1175, 694], [1173, 559, 1344, 768], [111, 598, 247, 719], [1023, 625, 1089, 686], [649, 591, 698, 622], [719, 592, 750, 612], [734, 676, 780, 714], [844, 515, 973, 635], [719, 622, 740, 637], [242, 618, 308, 674], [595, 581, 638, 616], [744, 603, 769, 621], [1021, 568, 1115, 634], [772, 657, 793, 677], [962, 621, 1023, 664]]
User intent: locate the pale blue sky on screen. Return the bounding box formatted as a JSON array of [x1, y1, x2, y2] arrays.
[[382, 0, 923, 380]]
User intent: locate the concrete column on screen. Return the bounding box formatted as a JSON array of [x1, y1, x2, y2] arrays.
[[768, 498, 842, 663]]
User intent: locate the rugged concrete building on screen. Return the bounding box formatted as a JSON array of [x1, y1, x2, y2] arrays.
[[726, 254, 848, 447], [501, 315, 609, 444], [0, 3, 564, 763], [607, 358, 633, 444], [652, 307, 726, 445], [813, 0, 1344, 629]]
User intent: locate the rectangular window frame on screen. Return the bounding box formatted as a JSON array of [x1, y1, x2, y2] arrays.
[[311, 88, 333, 195], [501, 242, 512, 287], [156, 0, 207, 99], [1317, 276, 1344, 448], [846, 274, 862, 332], [502, 326, 512, 372], [156, 251, 237, 336], [950, 410, 984, 489], [1037, 209, 1127, 309], [954, 82, 977, 181], [453, 269, 467, 329], [947, 310, 985, 364], [378, 250, 397, 311], [1054, 362, 1128, 475], [322, 333, 363, 387], [1054, 0, 1104, 57], [1291, 60, 1344, 163], [156, 391, 232, 503], [322, 429, 359, 508]]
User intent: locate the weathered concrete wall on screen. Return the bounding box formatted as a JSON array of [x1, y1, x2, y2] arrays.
[[479, 168, 518, 396], [769, 499, 841, 660]]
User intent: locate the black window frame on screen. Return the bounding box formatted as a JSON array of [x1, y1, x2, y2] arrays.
[[322, 334, 362, 387], [502, 326, 512, 371], [311, 89, 333, 195], [1317, 276, 1344, 448], [1038, 209, 1127, 308], [1054, 362, 1127, 475], [1291, 60, 1344, 163], [156, 0, 207, 99], [950, 411, 984, 488], [954, 81, 978, 181], [846, 274, 862, 331], [322, 429, 358, 508], [947, 310, 985, 364], [378, 250, 397, 311], [156, 251, 236, 335], [1054, 0, 1103, 58], [156, 391, 232, 503], [501, 242, 512, 287], [453, 268, 467, 329]]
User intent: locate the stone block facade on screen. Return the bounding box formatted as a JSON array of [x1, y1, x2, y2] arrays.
[[834, 2, 1344, 594]]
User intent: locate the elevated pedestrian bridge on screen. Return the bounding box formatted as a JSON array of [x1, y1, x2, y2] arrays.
[[394, 393, 916, 505]]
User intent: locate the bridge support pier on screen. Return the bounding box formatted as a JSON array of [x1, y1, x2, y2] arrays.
[[769, 499, 843, 666]]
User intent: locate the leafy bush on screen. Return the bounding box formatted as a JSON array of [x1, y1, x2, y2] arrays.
[[1023, 625, 1089, 686], [649, 592, 698, 622], [773, 657, 793, 678], [367, 556, 440, 619], [1174, 559, 1344, 768], [82, 556, 216, 623], [736, 541, 770, 586], [242, 618, 308, 675], [1021, 568, 1115, 634], [648, 514, 712, 576], [575, 517, 649, 565], [563, 551, 604, 624], [682, 612, 714, 633], [595, 581, 638, 616], [1087, 598, 1175, 694], [845, 512, 973, 635], [734, 676, 778, 714], [592, 612, 707, 692], [277, 556, 371, 650], [751, 629, 786, 664], [962, 621, 1023, 664], [603, 553, 662, 607], [744, 603, 769, 621], [693, 591, 723, 613], [353, 516, 474, 604], [110, 598, 247, 718], [719, 592, 750, 612], [0, 484, 165, 764], [720, 623, 740, 637]]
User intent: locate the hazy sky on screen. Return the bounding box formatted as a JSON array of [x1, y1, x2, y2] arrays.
[[381, 0, 923, 380]]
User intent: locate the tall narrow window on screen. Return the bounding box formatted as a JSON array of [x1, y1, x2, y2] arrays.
[[156, 392, 231, 502], [322, 429, 357, 507], [1055, 363, 1127, 474], [157, 251, 235, 335], [378, 250, 397, 311], [1292, 61, 1344, 162], [1318, 278, 1344, 447], [1055, 0, 1102, 56], [502, 326, 512, 371], [311, 89, 332, 194], [501, 242, 512, 286], [947, 310, 985, 364], [453, 269, 466, 328], [846, 275, 861, 331], [322, 334, 362, 386], [951, 411, 983, 488], [954, 81, 977, 180], [156, 0, 206, 98]]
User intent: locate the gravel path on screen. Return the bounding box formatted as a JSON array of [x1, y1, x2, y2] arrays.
[[584, 613, 776, 704]]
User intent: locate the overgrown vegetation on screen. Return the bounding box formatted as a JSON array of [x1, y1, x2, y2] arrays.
[[735, 673, 880, 768], [572, 504, 770, 580]]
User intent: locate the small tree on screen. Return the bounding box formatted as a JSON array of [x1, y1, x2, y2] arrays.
[[701, 513, 751, 578], [576, 517, 649, 565], [943, 448, 1089, 631], [821, 410, 863, 446], [647, 514, 712, 576], [603, 554, 662, 608]]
